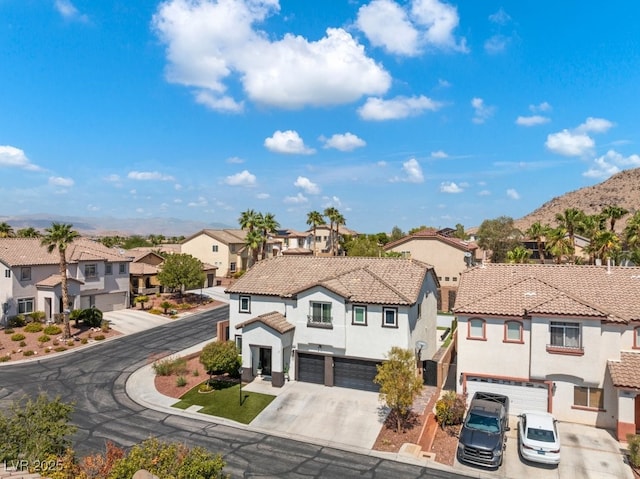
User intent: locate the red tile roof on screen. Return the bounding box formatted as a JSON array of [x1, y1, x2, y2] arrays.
[[235, 311, 295, 334], [608, 351, 640, 388]]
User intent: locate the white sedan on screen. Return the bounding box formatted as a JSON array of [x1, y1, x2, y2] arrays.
[[517, 411, 561, 465]]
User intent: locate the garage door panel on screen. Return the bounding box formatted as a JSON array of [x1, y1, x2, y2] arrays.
[[298, 353, 324, 385], [334, 357, 380, 392], [465, 377, 548, 416]]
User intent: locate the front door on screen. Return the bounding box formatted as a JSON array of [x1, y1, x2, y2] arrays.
[[259, 348, 272, 376], [635, 395, 640, 433]]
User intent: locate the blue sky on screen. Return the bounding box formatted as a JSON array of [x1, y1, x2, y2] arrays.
[[1, 1, 639, 234]]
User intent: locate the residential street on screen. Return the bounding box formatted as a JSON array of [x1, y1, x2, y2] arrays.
[[0, 306, 467, 479]]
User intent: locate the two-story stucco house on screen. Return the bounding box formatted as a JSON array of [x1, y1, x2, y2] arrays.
[[0, 238, 131, 325], [453, 263, 640, 441], [310, 224, 359, 256], [225, 256, 439, 390], [383, 228, 477, 312]]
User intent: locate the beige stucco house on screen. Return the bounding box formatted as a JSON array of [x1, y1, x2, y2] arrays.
[[383, 228, 477, 312], [454, 263, 640, 441]]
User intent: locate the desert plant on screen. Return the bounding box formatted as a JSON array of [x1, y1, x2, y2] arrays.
[[160, 301, 173, 314], [4, 328, 14, 334], [11, 333, 25, 342], [19, 341, 26, 347], [7, 315, 25, 328], [152, 357, 187, 376], [66, 340, 74, 346], [135, 295, 149, 310], [149, 308, 163, 315], [24, 323, 44, 333], [28, 311, 46, 323], [628, 434, 640, 468], [23, 350, 35, 357], [435, 391, 466, 428], [0, 355, 10, 362], [176, 376, 187, 387], [44, 325, 62, 335], [100, 320, 110, 332], [81, 338, 88, 344], [193, 369, 200, 377], [79, 307, 103, 328], [54, 346, 67, 352], [37, 334, 51, 343], [94, 334, 105, 341]]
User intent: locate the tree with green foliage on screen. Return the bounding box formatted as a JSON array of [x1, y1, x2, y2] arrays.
[[200, 341, 241, 378], [306, 210, 326, 255], [476, 216, 522, 263], [389, 226, 405, 242], [525, 221, 549, 264], [408, 225, 428, 235], [16, 227, 41, 238], [545, 226, 574, 263], [122, 235, 152, 249], [343, 235, 383, 257], [79, 306, 104, 328], [601, 204, 628, 232], [258, 212, 279, 260], [0, 393, 76, 464], [624, 211, 640, 250], [41, 222, 79, 339], [243, 229, 262, 268], [452, 223, 468, 240], [555, 208, 584, 259], [0, 222, 15, 238], [506, 245, 532, 263], [323, 206, 340, 255], [590, 229, 622, 264], [157, 253, 205, 296], [374, 347, 424, 433], [108, 437, 227, 479]]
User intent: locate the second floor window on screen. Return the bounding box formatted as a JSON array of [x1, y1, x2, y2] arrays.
[[212, 245, 219, 252], [550, 322, 580, 349], [230, 262, 237, 272], [382, 307, 398, 328], [309, 302, 332, 325], [352, 305, 367, 325], [239, 295, 251, 313], [20, 267, 31, 281], [468, 318, 486, 340], [105, 263, 113, 275], [4, 269, 10, 278], [119, 263, 126, 274], [85, 264, 97, 278], [505, 321, 523, 342]]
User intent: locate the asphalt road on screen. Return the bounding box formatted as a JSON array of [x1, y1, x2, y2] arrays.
[[0, 306, 468, 479]]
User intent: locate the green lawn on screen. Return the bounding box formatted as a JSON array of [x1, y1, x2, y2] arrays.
[[173, 380, 275, 424]]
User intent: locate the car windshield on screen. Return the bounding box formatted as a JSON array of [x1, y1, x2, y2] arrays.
[[526, 427, 556, 443], [465, 412, 500, 433]]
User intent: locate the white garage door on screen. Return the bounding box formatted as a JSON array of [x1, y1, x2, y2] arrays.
[[94, 292, 127, 312], [465, 377, 549, 416]]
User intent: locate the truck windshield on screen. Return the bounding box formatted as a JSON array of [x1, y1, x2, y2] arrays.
[[465, 412, 500, 433]]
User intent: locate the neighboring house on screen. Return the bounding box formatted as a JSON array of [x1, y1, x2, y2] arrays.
[[453, 263, 640, 441], [310, 224, 358, 256], [181, 229, 277, 277], [272, 229, 313, 256], [383, 228, 477, 312], [225, 256, 439, 389], [522, 234, 591, 263], [0, 238, 131, 324]]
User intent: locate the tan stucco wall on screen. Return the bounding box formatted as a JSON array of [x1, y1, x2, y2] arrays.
[[181, 234, 233, 276]]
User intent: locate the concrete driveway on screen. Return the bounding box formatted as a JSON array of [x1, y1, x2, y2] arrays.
[[104, 309, 174, 335], [246, 380, 387, 450], [454, 417, 633, 479]]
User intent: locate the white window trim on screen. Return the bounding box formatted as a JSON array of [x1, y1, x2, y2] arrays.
[[382, 307, 398, 328], [239, 295, 251, 313]]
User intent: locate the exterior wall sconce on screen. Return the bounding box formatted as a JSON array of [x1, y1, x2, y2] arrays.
[[552, 382, 557, 395]]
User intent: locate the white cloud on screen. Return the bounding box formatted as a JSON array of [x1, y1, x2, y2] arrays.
[[48, 176, 74, 187], [478, 189, 491, 196], [86, 204, 99, 212], [431, 150, 448, 158], [377, 161, 387, 167], [264, 130, 315, 154], [488, 8, 511, 25], [438, 78, 451, 88], [224, 170, 256, 187], [576, 117, 614, 134], [358, 95, 442, 120], [0, 145, 43, 171], [188, 196, 208, 207], [471, 97, 495, 124], [322, 132, 366, 151], [506, 188, 520, 200], [322, 196, 342, 208], [174, 183, 183, 190], [440, 181, 463, 193], [529, 101, 551, 113], [484, 35, 509, 54], [294, 176, 320, 194], [127, 171, 175, 181], [516, 115, 550, 127], [152, 1, 391, 110], [583, 150, 640, 179], [392, 158, 424, 183], [545, 129, 595, 156], [283, 192, 308, 204], [54, 0, 88, 22], [256, 192, 270, 199], [226, 156, 244, 164]]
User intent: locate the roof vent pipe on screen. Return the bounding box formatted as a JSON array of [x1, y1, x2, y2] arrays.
[[607, 258, 612, 274]]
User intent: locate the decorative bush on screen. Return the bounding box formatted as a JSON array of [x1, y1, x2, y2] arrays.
[[81, 338, 88, 344], [23, 350, 35, 357], [193, 370, 199, 377], [0, 355, 10, 362], [4, 328, 14, 334], [28, 311, 46, 322], [19, 341, 26, 347], [198, 382, 213, 393], [11, 333, 26, 342], [149, 308, 163, 315], [66, 340, 75, 346], [435, 391, 466, 428], [100, 320, 110, 332], [54, 346, 67, 352], [7, 315, 26, 328], [177, 302, 193, 310], [176, 376, 187, 387], [24, 323, 44, 333], [37, 334, 51, 343], [94, 334, 106, 341], [152, 357, 188, 376], [160, 301, 173, 314], [44, 325, 62, 335], [628, 434, 640, 468]]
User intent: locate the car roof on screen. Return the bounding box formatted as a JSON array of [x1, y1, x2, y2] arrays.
[[522, 410, 556, 429]]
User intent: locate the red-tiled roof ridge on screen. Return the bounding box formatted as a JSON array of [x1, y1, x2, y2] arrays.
[[384, 228, 476, 252], [235, 311, 295, 334]]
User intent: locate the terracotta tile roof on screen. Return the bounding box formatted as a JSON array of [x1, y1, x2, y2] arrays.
[[226, 256, 433, 305], [0, 238, 132, 267], [36, 274, 84, 287], [608, 351, 640, 388], [182, 229, 247, 245], [384, 228, 477, 252], [281, 247, 313, 255], [454, 263, 640, 323], [235, 311, 295, 334]]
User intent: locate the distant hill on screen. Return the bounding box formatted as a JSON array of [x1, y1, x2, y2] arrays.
[[0, 213, 232, 237], [515, 167, 640, 233]]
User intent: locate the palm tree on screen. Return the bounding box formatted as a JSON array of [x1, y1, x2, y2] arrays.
[[306, 210, 325, 256], [624, 211, 640, 250], [0, 222, 15, 238], [555, 208, 584, 261], [259, 212, 280, 260], [323, 207, 340, 256], [333, 212, 346, 255], [244, 229, 262, 268], [591, 230, 621, 264], [16, 227, 41, 238], [40, 222, 79, 339], [545, 227, 574, 264], [601, 205, 628, 232], [506, 246, 532, 264], [578, 214, 606, 264], [238, 209, 259, 233], [525, 221, 549, 264]]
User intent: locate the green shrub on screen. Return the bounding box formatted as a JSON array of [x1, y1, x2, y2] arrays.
[[0, 355, 10, 362], [81, 338, 88, 344], [176, 376, 187, 387], [19, 340, 26, 347], [24, 322, 44, 333], [54, 346, 67, 352], [37, 334, 51, 343], [94, 334, 105, 341], [44, 325, 62, 335], [200, 341, 241, 377], [193, 369, 200, 377], [4, 328, 14, 334], [100, 320, 110, 332], [66, 340, 74, 346], [28, 311, 46, 322], [11, 333, 26, 342], [149, 308, 163, 315], [152, 356, 188, 376], [628, 434, 640, 468], [435, 391, 466, 428], [232, 270, 245, 279], [7, 315, 25, 328], [23, 350, 35, 357]]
